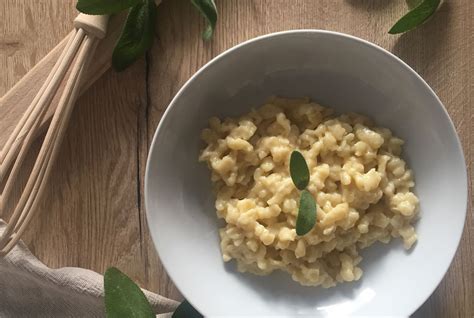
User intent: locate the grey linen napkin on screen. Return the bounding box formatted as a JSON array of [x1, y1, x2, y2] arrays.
[[0, 220, 179, 318]]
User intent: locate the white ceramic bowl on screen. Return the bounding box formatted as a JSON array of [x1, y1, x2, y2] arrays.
[[145, 30, 467, 317]]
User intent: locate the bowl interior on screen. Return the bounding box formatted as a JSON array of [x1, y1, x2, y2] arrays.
[[145, 31, 467, 317]]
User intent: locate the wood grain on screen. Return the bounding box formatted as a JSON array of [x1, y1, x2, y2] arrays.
[[0, 13, 126, 148], [1, 0, 473, 316]]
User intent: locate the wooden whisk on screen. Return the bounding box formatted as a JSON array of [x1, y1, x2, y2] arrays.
[[0, 14, 109, 256]]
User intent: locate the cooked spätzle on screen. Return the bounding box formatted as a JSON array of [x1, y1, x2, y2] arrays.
[[199, 97, 419, 287]]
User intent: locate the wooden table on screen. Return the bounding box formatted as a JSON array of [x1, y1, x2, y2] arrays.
[[1, 0, 472, 316]]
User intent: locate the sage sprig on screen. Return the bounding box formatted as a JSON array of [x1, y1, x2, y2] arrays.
[[77, 0, 443, 68], [104, 267, 202, 318], [112, 0, 157, 71], [190, 0, 218, 40], [389, 0, 441, 34], [289, 150, 317, 236], [406, 0, 424, 9], [76, 0, 219, 71]]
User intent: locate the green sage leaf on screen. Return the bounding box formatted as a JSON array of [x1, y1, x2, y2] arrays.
[[112, 0, 157, 71], [389, 0, 441, 34], [172, 300, 203, 318], [296, 190, 317, 236], [290, 151, 310, 190], [104, 267, 154, 318], [190, 0, 218, 40], [406, 0, 423, 10], [76, 0, 140, 15]]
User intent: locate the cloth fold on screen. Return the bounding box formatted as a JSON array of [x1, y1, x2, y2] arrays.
[[0, 220, 179, 317]]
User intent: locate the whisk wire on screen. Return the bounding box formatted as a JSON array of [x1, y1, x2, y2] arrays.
[[0, 14, 108, 256], [0, 30, 84, 184], [0, 30, 85, 245]]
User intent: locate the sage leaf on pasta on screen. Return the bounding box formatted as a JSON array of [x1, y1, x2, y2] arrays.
[[190, 0, 218, 40], [389, 0, 441, 34], [290, 150, 310, 190], [104, 267, 154, 318], [296, 190, 317, 236]]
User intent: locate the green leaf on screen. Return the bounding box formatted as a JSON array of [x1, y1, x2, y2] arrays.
[[104, 267, 154, 318], [190, 0, 218, 40], [296, 190, 317, 236], [389, 0, 441, 34], [112, 0, 157, 71], [76, 0, 140, 15], [406, 0, 423, 10], [290, 151, 310, 190], [172, 300, 203, 318]]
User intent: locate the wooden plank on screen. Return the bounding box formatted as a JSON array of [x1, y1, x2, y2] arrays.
[[0, 11, 126, 148], [0, 0, 77, 148]]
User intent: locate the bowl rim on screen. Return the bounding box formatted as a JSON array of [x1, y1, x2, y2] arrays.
[[144, 29, 468, 316]]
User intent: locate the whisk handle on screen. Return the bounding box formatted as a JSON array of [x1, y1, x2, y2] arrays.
[[74, 14, 109, 39]]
